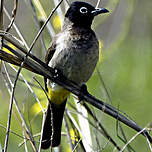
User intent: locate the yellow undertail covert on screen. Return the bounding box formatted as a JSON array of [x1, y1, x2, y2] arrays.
[[48, 85, 70, 105]]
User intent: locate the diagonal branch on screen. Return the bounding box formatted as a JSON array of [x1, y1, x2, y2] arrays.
[[0, 42, 152, 144]]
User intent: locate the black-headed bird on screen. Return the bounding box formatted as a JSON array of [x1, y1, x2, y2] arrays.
[[41, 1, 109, 149]]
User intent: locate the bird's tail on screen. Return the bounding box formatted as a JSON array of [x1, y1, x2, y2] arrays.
[[41, 100, 66, 149]]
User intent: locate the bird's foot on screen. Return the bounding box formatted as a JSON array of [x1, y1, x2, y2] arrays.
[[78, 84, 89, 103]]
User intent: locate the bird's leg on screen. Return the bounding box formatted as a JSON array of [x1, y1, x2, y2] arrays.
[[78, 84, 89, 102], [53, 68, 89, 102]]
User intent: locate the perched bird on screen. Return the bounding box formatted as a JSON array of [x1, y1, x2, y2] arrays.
[[41, 1, 109, 149]]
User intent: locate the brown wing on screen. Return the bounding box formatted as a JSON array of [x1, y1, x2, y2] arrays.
[[45, 40, 56, 64], [44, 38, 56, 92]]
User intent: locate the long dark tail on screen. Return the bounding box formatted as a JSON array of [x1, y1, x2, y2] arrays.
[[41, 100, 66, 149]]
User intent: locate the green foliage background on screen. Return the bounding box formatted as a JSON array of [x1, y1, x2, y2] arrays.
[[0, 0, 152, 151]]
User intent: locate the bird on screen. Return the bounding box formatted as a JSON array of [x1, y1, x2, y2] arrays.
[[41, 1, 109, 149]]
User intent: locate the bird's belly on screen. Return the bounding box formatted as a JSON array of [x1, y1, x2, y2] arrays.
[[63, 52, 97, 83], [49, 43, 98, 84]]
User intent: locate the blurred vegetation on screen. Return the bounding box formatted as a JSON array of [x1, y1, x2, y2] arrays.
[[0, 0, 152, 151]]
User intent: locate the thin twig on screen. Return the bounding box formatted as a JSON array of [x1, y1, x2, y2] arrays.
[[4, 1, 64, 149], [4, 7, 30, 50], [63, 0, 70, 11], [1, 39, 49, 72], [32, 77, 54, 151], [0, 124, 28, 140], [72, 138, 82, 152], [66, 110, 86, 151], [9, 64, 44, 114], [117, 122, 133, 152], [22, 129, 28, 152], [5, 0, 18, 32], [2, 71, 40, 88], [76, 99, 93, 151], [96, 68, 112, 104], [82, 102, 121, 151], [0, 30, 24, 46], [32, 0, 55, 36], [63, 116, 75, 150], [0, 49, 40, 74], [2, 63, 38, 152], [18, 133, 41, 148], [96, 0, 101, 8], [53, 0, 64, 25], [0, 0, 4, 29], [0, 0, 4, 50], [28, 0, 47, 53], [120, 127, 147, 152], [1, 45, 152, 143], [147, 128, 152, 152], [32, 77, 47, 151]]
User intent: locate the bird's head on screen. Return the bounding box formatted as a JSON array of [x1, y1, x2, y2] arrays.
[[64, 1, 109, 28]]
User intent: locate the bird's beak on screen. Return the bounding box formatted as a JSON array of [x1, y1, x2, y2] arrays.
[[91, 8, 109, 16]]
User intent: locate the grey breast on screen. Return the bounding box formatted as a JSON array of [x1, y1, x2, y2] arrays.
[[48, 28, 99, 84]]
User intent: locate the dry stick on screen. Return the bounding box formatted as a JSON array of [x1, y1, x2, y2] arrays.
[[96, 0, 101, 8], [18, 133, 41, 148], [0, 0, 4, 50], [28, 0, 47, 53], [2, 63, 38, 152], [147, 128, 152, 152], [0, 49, 44, 75], [5, 0, 46, 137], [117, 122, 132, 152], [3, 39, 50, 72], [1, 10, 152, 144], [2, 71, 40, 88], [69, 103, 111, 151], [3, 1, 64, 151], [9, 64, 45, 114], [82, 102, 121, 151], [0, 124, 28, 140], [33, 77, 46, 152], [3, 5, 38, 151], [0, 50, 39, 74], [64, 101, 120, 150], [0, 46, 152, 144], [0, 34, 52, 73], [0, 13, 151, 152], [4, 7, 30, 50], [96, 68, 112, 104], [22, 130, 28, 152], [5, 0, 18, 32], [3, 0, 59, 149], [120, 127, 147, 152], [65, 110, 85, 151], [38, 114, 46, 152], [0, 0, 4, 29], [3, 6, 40, 149], [31, 0, 55, 36], [63, 116, 75, 151], [32, 77, 50, 152], [72, 139, 82, 152]]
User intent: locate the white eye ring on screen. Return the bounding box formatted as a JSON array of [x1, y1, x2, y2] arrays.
[[80, 7, 88, 14]]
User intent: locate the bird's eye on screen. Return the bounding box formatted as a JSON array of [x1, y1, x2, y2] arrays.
[[80, 7, 88, 14]]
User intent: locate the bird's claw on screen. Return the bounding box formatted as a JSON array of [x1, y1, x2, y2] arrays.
[[78, 84, 88, 102]]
